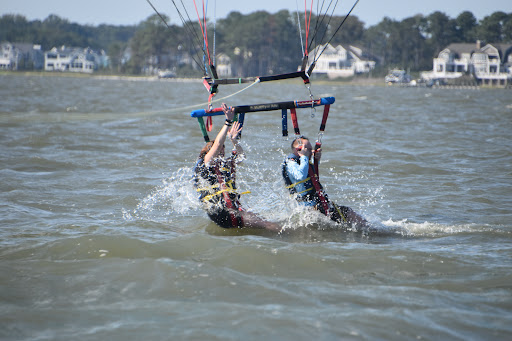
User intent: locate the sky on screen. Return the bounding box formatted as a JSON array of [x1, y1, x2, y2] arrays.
[[2, 0, 511, 28]]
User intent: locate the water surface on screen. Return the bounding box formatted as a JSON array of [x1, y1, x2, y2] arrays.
[[1, 74, 511, 340]]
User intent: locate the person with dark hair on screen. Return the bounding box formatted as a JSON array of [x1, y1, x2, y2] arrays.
[[194, 103, 280, 231], [282, 135, 369, 230]]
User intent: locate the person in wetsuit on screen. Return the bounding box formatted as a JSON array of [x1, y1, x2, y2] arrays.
[[194, 103, 280, 231], [282, 135, 369, 230]]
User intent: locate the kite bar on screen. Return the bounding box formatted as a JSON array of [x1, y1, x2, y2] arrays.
[[258, 71, 308, 83], [190, 97, 335, 118], [206, 71, 309, 86]]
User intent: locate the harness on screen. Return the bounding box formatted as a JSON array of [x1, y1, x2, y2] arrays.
[[282, 153, 316, 200], [193, 152, 250, 227], [281, 102, 332, 213], [281, 103, 347, 222], [282, 153, 330, 213]]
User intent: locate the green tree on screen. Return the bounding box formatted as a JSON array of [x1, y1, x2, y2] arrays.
[[425, 11, 458, 54], [362, 22, 386, 66], [399, 16, 430, 70], [503, 13, 512, 42], [325, 15, 365, 45], [217, 10, 301, 77], [264, 10, 302, 74], [94, 24, 136, 51], [0, 14, 36, 43], [127, 14, 181, 74], [107, 41, 126, 72], [477, 11, 510, 42], [5, 8, 510, 75], [455, 11, 477, 42], [362, 17, 402, 67]]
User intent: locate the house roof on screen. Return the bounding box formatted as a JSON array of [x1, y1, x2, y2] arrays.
[[1, 42, 40, 54], [444, 43, 477, 56], [316, 43, 344, 55], [489, 43, 512, 60], [312, 43, 375, 62], [444, 42, 512, 60]]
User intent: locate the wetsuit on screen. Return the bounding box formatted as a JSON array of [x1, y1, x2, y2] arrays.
[[194, 152, 244, 228], [282, 153, 351, 224]]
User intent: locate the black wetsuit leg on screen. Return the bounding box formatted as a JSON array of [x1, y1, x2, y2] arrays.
[[329, 203, 352, 225], [207, 208, 243, 228]]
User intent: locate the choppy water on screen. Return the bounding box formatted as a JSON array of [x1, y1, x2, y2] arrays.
[[1, 74, 511, 340]]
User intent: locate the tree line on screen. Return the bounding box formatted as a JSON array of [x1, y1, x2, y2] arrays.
[[1, 10, 511, 76]]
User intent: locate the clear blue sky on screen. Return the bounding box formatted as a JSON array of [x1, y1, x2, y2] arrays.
[[2, 0, 511, 28]]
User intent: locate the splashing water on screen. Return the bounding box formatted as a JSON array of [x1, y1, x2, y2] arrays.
[[122, 128, 496, 239], [125, 167, 202, 223], [125, 148, 393, 235]]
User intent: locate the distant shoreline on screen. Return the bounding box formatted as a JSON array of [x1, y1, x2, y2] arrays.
[[0, 70, 200, 82], [0, 70, 385, 86], [6, 71, 508, 89]]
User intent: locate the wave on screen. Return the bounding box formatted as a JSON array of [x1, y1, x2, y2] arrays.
[[380, 218, 502, 237]]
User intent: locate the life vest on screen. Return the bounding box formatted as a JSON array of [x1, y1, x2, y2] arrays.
[[282, 153, 334, 216], [193, 152, 241, 209], [194, 151, 254, 228], [282, 153, 318, 202]]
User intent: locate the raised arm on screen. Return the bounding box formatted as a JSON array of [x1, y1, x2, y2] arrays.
[[227, 121, 244, 157], [204, 103, 235, 165]]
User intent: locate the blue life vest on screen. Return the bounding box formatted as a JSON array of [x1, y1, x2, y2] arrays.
[[281, 153, 319, 203]]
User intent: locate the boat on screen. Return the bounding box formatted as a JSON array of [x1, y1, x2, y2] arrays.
[[385, 69, 411, 84], [157, 69, 176, 78]]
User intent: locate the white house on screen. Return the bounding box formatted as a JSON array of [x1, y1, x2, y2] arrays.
[[44, 46, 107, 73], [307, 43, 376, 79], [0, 43, 18, 70], [421, 41, 512, 86], [214, 53, 232, 78], [0, 42, 44, 70]]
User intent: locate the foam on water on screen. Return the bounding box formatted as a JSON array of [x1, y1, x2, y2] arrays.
[[120, 133, 500, 239], [125, 156, 407, 238]]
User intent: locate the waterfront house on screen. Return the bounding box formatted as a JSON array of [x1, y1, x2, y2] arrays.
[[0, 42, 44, 70], [307, 43, 376, 79], [421, 41, 512, 86], [215, 53, 232, 78], [44, 46, 108, 73]]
